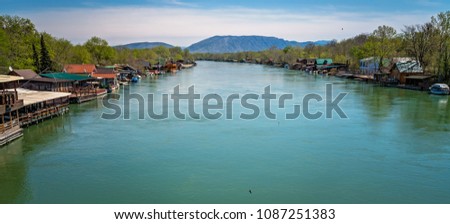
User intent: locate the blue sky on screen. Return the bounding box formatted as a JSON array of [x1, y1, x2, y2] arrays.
[[1, 0, 445, 12], [1, 0, 447, 46]]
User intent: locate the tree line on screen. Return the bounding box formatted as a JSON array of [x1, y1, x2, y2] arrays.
[[1, 12, 449, 84], [0, 15, 193, 74], [193, 11, 450, 84]]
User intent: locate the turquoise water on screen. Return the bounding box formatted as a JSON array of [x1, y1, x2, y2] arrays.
[[1, 61, 449, 203]]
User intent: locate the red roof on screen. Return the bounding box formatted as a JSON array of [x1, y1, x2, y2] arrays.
[[64, 64, 96, 74], [92, 73, 117, 79]]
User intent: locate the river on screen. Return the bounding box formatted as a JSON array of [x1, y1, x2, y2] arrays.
[[1, 61, 449, 203]]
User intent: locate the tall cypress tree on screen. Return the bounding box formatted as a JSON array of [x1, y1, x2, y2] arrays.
[[39, 34, 52, 73], [32, 43, 40, 73]]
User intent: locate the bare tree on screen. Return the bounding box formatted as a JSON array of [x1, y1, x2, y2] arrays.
[[432, 11, 450, 83], [403, 22, 435, 73]]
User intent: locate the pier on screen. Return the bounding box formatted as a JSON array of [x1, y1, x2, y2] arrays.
[[0, 76, 24, 146], [16, 88, 71, 126]]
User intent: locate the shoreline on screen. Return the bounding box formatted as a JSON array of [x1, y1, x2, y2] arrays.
[[196, 59, 450, 94]]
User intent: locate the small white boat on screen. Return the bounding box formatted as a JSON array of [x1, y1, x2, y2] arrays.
[[181, 64, 195, 69], [429, 83, 450, 95]]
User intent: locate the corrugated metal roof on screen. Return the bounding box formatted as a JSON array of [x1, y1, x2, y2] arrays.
[[394, 61, 423, 73], [316, 59, 333, 65], [392, 57, 414, 63], [41, 73, 93, 81]]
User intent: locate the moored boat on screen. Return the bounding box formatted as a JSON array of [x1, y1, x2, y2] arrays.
[[181, 63, 195, 69], [131, 76, 139, 83], [429, 83, 450, 95]]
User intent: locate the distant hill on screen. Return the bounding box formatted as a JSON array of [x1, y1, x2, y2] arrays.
[[187, 36, 331, 53], [115, 42, 174, 49]]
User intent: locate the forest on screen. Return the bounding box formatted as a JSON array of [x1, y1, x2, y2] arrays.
[[0, 15, 193, 74], [1, 11, 449, 83]]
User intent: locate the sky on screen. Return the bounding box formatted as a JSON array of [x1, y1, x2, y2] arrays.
[[1, 0, 448, 46]]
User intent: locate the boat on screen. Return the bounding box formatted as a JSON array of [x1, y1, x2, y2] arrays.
[[131, 76, 139, 83], [181, 63, 195, 69], [429, 83, 450, 95]]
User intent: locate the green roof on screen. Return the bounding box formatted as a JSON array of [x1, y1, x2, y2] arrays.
[[316, 59, 333, 65], [40, 73, 92, 81]]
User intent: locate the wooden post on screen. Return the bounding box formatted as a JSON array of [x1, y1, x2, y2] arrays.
[[14, 81, 18, 101], [9, 111, 12, 127], [2, 82, 5, 105]]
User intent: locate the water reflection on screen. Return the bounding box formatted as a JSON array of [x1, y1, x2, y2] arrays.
[[0, 115, 72, 203], [398, 94, 450, 132], [358, 85, 397, 120], [0, 139, 27, 203]]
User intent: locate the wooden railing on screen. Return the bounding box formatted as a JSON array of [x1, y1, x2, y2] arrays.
[[72, 86, 97, 96], [19, 104, 69, 126], [0, 105, 5, 114], [10, 99, 24, 111], [0, 119, 20, 134]]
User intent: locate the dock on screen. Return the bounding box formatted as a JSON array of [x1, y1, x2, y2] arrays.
[[0, 75, 24, 146], [15, 88, 71, 126]]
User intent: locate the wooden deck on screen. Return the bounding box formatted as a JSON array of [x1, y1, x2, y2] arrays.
[[0, 121, 23, 146], [15, 88, 72, 127], [70, 88, 107, 104]]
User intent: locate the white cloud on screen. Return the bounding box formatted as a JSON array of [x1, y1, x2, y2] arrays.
[[18, 6, 437, 46]]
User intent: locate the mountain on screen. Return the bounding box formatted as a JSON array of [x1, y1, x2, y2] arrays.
[[115, 42, 174, 49], [187, 36, 331, 53]]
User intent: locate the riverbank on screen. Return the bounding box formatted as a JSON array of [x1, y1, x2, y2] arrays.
[[0, 62, 198, 147], [197, 59, 449, 94]]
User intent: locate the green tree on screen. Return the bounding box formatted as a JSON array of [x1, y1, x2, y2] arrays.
[[39, 34, 53, 72], [32, 43, 40, 72], [49, 37, 74, 71], [71, 45, 93, 64], [304, 43, 315, 58], [0, 28, 8, 72], [0, 15, 38, 69], [169, 47, 183, 59], [152, 46, 170, 59], [183, 48, 191, 60], [432, 11, 450, 83], [368, 25, 399, 71], [115, 48, 134, 64], [83, 36, 115, 65]]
